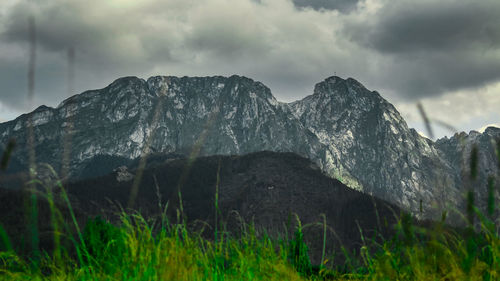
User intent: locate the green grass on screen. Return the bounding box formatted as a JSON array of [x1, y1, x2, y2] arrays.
[[0, 137, 499, 280], [0, 211, 312, 280], [1, 185, 500, 280]]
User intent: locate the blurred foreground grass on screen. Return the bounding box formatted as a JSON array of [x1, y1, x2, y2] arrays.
[[0, 120, 499, 280], [1, 189, 500, 280]]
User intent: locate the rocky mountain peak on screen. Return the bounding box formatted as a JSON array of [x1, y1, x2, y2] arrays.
[[289, 75, 461, 218], [313, 76, 371, 97], [145, 75, 276, 104], [0, 74, 320, 180], [1, 74, 498, 223], [291, 76, 391, 124], [484, 126, 500, 135]]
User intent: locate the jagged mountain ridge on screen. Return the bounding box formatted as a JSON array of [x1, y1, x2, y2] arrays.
[[0, 75, 324, 177], [289, 77, 462, 216], [1, 74, 499, 220], [435, 127, 500, 214]]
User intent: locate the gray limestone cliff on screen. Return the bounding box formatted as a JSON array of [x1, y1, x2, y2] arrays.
[[1, 75, 498, 222], [289, 77, 461, 218], [0, 75, 324, 180]]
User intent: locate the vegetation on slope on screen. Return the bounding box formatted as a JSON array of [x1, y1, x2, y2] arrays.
[[0, 130, 499, 281]]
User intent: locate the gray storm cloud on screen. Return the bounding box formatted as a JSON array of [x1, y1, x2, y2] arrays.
[[292, 0, 359, 13], [351, 0, 500, 53], [344, 0, 500, 98]]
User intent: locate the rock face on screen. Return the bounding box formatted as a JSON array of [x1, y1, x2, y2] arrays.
[[289, 77, 461, 218], [435, 127, 500, 214], [0, 75, 323, 178], [0, 75, 499, 221]]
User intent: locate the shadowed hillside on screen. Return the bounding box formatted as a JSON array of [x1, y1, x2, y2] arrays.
[[70, 152, 403, 264], [0, 151, 402, 265]]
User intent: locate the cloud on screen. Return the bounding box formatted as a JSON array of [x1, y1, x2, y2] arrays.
[[395, 81, 500, 138], [0, 0, 361, 108], [344, 0, 500, 99], [350, 0, 500, 54], [0, 0, 191, 110], [292, 0, 360, 13], [0, 100, 22, 123]]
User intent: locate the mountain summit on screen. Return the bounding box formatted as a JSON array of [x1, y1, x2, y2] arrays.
[[290, 76, 461, 216], [1, 75, 498, 221]]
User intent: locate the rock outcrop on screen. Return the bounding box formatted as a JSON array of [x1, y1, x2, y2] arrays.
[[1, 75, 498, 222]]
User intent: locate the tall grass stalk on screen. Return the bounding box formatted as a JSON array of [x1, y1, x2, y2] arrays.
[[3, 164, 500, 280]]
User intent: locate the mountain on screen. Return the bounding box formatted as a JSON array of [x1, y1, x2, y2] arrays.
[[0, 75, 323, 179], [435, 127, 500, 214], [1, 75, 498, 222], [288, 77, 463, 218], [0, 151, 401, 265]]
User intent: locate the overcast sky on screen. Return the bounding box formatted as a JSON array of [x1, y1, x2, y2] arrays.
[[0, 0, 499, 139]]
